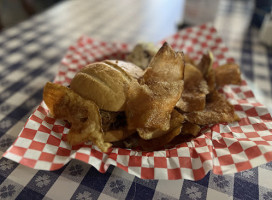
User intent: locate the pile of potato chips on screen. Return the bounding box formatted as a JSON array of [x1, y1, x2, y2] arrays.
[[43, 43, 241, 152]]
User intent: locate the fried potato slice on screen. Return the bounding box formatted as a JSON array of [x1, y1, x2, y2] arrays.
[[43, 82, 111, 152], [215, 63, 241, 86], [139, 126, 182, 151], [165, 121, 200, 147], [180, 121, 201, 137], [142, 43, 184, 83], [104, 128, 136, 142], [197, 52, 212, 75], [197, 52, 215, 92], [184, 54, 195, 65], [138, 110, 184, 150], [176, 64, 209, 112], [206, 68, 216, 93], [126, 43, 185, 133], [184, 91, 239, 125], [137, 109, 184, 140]]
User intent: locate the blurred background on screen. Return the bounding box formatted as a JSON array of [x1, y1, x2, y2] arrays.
[[0, 0, 271, 44], [0, 0, 63, 30]]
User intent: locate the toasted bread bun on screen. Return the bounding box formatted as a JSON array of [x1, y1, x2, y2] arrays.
[[105, 60, 144, 79], [70, 61, 143, 112]]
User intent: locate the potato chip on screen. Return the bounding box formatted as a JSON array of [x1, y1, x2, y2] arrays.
[[215, 63, 241, 86], [104, 128, 136, 142], [138, 109, 184, 150], [184, 54, 195, 66], [137, 109, 184, 140], [180, 121, 201, 137], [139, 126, 182, 151], [43, 82, 111, 152], [184, 91, 239, 125], [142, 43, 184, 83], [197, 52, 215, 92], [42, 41, 242, 153], [176, 64, 209, 112], [125, 43, 185, 134]]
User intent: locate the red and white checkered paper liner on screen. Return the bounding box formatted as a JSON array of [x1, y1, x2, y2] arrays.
[[4, 24, 272, 180]]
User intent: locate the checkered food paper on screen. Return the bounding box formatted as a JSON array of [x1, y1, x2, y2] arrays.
[[4, 24, 272, 180]]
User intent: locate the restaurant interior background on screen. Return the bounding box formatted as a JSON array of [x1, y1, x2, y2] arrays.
[[0, 0, 271, 47], [0, 0, 270, 33], [0, 0, 63, 30]]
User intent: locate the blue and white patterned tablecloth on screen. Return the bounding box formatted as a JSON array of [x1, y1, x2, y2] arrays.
[[0, 0, 272, 199]]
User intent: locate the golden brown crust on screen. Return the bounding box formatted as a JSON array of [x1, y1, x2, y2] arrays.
[[105, 60, 144, 79], [70, 61, 141, 112]]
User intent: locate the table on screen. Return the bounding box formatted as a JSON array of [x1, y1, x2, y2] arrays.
[[0, 0, 271, 199]]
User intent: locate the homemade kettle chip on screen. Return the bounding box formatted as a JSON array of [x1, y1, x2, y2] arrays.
[[43, 82, 111, 152], [214, 63, 242, 86], [125, 43, 185, 134], [184, 91, 240, 125], [176, 63, 209, 112], [138, 109, 184, 151]]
